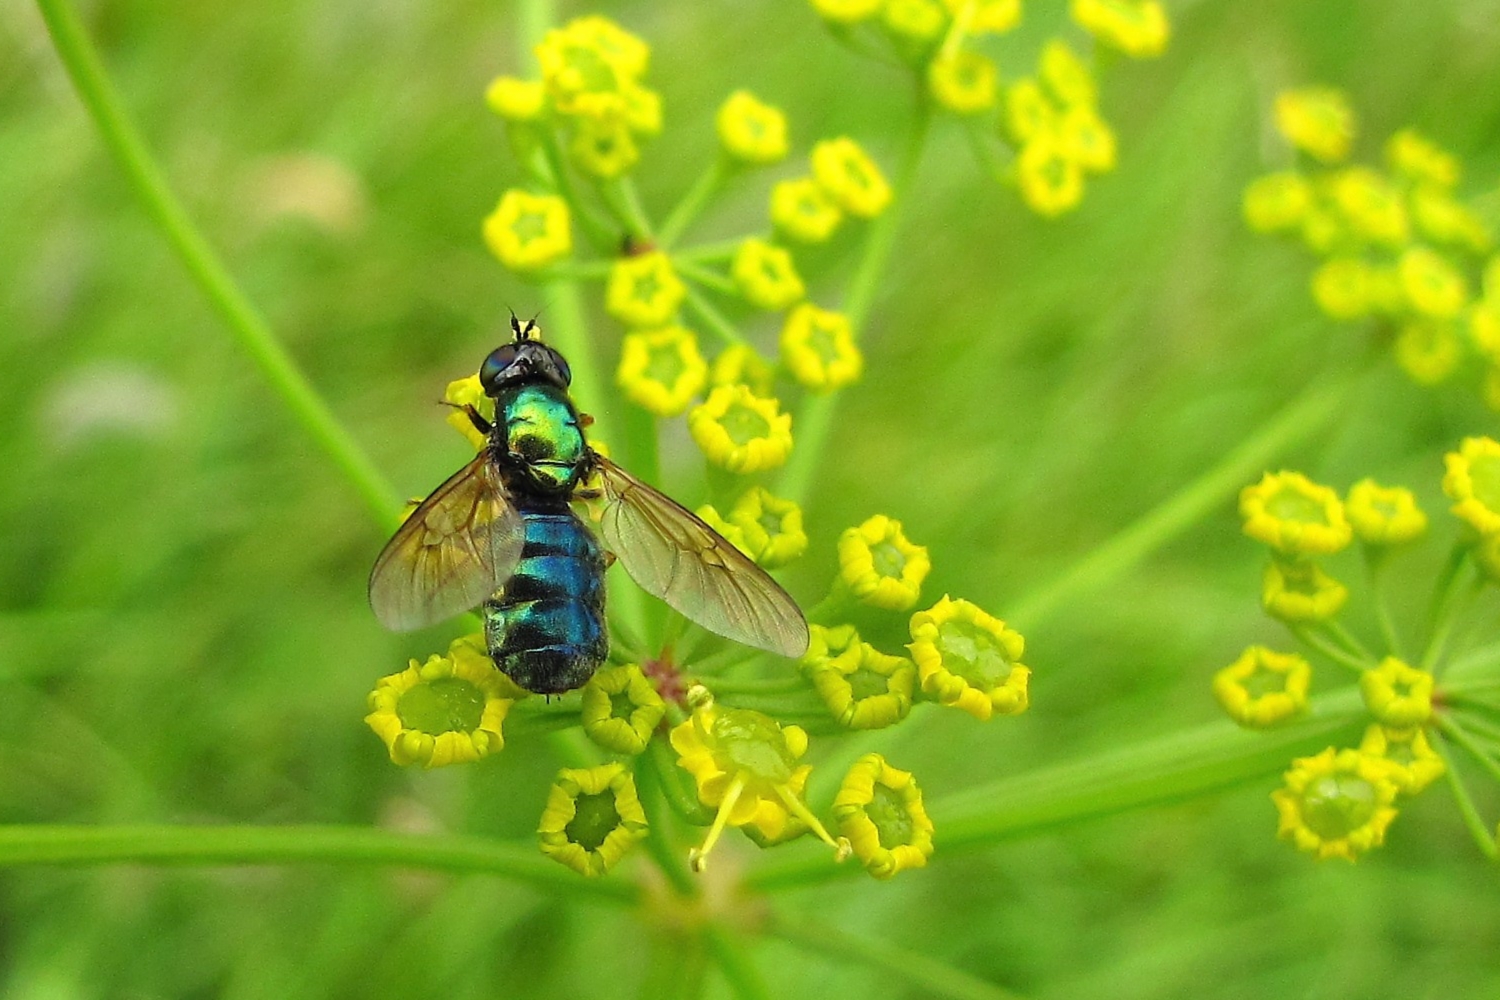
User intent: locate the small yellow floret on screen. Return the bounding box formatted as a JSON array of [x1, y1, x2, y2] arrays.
[[770, 177, 843, 243], [1359, 657, 1434, 728], [781, 304, 863, 392], [1398, 246, 1469, 319], [1016, 133, 1085, 217], [1069, 0, 1169, 58], [1243, 172, 1313, 233], [834, 754, 935, 879], [731, 238, 806, 311], [716, 90, 789, 165], [688, 385, 794, 474], [485, 76, 546, 122], [1261, 558, 1348, 624], [839, 514, 931, 611], [482, 190, 572, 272], [1213, 646, 1311, 728], [605, 251, 686, 328], [1345, 479, 1427, 546], [1443, 436, 1500, 537], [907, 595, 1029, 720], [1358, 724, 1445, 796], [1239, 471, 1353, 556], [1274, 87, 1356, 163], [1386, 128, 1460, 189], [1272, 748, 1399, 861], [537, 762, 649, 876], [616, 325, 708, 417], [811, 138, 892, 219], [928, 50, 998, 115]]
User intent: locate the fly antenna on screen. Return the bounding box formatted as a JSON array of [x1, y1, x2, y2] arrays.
[[508, 310, 525, 341]]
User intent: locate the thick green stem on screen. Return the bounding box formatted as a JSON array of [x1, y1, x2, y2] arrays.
[[36, 0, 400, 532], [778, 101, 932, 505], [1005, 371, 1359, 629], [767, 912, 1023, 1000], [0, 824, 638, 903], [749, 689, 1364, 890]]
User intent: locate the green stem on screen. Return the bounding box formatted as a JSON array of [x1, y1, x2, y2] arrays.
[[1433, 732, 1500, 860], [701, 674, 808, 696], [633, 754, 696, 896], [540, 130, 619, 254], [674, 239, 746, 263], [599, 176, 655, 241], [682, 284, 749, 346], [36, 0, 401, 532], [1425, 551, 1478, 675], [659, 159, 729, 249], [778, 99, 932, 505], [1363, 547, 1405, 660], [749, 689, 1365, 890], [704, 924, 769, 1000], [1436, 715, 1500, 787], [767, 912, 1023, 1000], [0, 824, 638, 903], [1003, 371, 1359, 629], [676, 259, 738, 295], [1321, 620, 1374, 663], [1290, 624, 1373, 675]]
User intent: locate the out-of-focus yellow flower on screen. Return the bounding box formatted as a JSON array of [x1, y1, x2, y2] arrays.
[[834, 754, 935, 879], [1040, 38, 1096, 108], [770, 177, 843, 243], [1345, 479, 1427, 546], [811, 0, 883, 25], [1004, 78, 1056, 145], [908, 595, 1029, 720], [1058, 106, 1117, 174], [1366, 264, 1408, 317], [1272, 748, 1399, 861], [1330, 167, 1408, 247], [537, 762, 648, 876], [483, 190, 572, 272], [731, 238, 805, 311], [710, 343, 777, 396], [803, 623, 863, 667], [781, 304, 863, 392], [365, 636, 524, 768], [1398, 246, 1469, 319], [1243, 172, 1314, 233], [928, 50, 998, 115], [580, 664, 666, 755], [1239, 471, 1353, 556], [1261, 558, 1348, 624], [535, 16, 649, 122], [882, 0, 948, 42], [1443, 436, 1500, 536], [1310, 257, 1371, 320], [839, 514, 931, 611], [1274, 87, 1355, 164], [1017, 133, 1085, 217], [621, 83, 662, 136], [1472, 302, 1500, 362], [569, 115, 640, 179], [1069, 0, 1169, 58], [1300, 206, 1346, 256], [1385, 128, 1460, 189], [806, 640, 917, 729], [1410, 187, 1491, 254], [1359, 724, 1445, 796], [485, 76, 546, 122], [443, 374, 496, 451], [688, 385, 794, 474], [670, 692, 848, 871], [1484, 256, 1500, 302], [717, 90, 789, 165], [811, 138, 892, 219], [1394, 318, 1462, 386], [605, 251, 686, 327], [1360, 657, 1433, 727], [1213, 646, 1312, 728], [944, 0, 1021, 33], [616, 325, 708, 417]]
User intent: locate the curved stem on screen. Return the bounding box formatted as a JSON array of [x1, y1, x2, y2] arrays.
[[1290, 624, 1373, 675], [35, 0, 401, 531], [0, 824, 639, 903], [1363, 547, 1405, 659]]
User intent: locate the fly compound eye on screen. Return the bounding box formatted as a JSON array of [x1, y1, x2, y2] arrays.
[[479, 344, 521, 394], [551, 350, 572, 387]]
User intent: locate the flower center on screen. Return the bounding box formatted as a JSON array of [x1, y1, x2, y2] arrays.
[[849, 667, 891, 700], [514, 210, 551, 243], [1300, 774, 1377, 839], [561, 45, 620, 95], [712, 709, 793, 783], [609, 690, 636, 720], [645, 343, 686, 387], [1244, 668, 1288, 698], [720, 404, 771, 445], [565, 791, 622, 852], [936, 621, 1013, 688], [631, 271, 663, 304], [865, 784, 914, 849], [808, 322, 841, 364], [396, 677, 486, 734], [1266, 486, 1329, 525], [870, 540, 907, 579], [1469, 454, 1500, 512]]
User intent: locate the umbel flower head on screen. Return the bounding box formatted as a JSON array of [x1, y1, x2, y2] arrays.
[[834, 754, 935, 879], [483, 190, 572, 272], [1213, 646, 1311, 728], [1239, 470, 1353, 556], [688, 385, 794, 474], [616, 325, 708, 417], [1272, 748, 1399, 861], [670, 688, 849, 871], [364, 635, 524, 768], [838, 514, 930, 610], [537, 762, 649, 877], [908, 595, 1030, 720], [580, 664, 666, 755]]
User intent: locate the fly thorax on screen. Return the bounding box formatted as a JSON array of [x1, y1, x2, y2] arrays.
[[497, 383, 586, 494]]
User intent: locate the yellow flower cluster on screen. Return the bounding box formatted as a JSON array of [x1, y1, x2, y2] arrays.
[[1005, 40, 1118, 217], [1244, 86, 1497, 394], [771, 137, 891, 244]]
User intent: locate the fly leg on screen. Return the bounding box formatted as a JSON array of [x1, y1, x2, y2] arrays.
[[439, 401, 493, 436]]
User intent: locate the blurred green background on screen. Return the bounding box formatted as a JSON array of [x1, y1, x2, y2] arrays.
[[5, 0, 1500, 996]]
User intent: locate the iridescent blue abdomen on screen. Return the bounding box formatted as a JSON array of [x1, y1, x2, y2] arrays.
[[481, 495, 607, 694]]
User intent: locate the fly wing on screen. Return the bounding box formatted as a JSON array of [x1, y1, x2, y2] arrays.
[[592, 454, 809, 658], [369, 455, 525, 632]]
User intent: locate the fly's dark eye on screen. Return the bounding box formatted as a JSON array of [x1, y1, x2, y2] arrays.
[[554, 354, 572, 386], [479, 344, 520, 393]]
